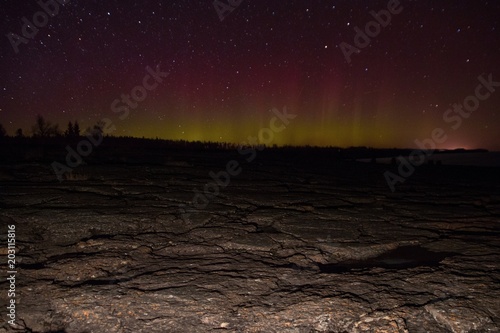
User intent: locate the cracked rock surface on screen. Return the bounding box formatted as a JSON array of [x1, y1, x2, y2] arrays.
[[0, 156, 499, 332]]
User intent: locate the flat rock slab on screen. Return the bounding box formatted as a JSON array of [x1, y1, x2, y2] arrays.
[[0, 161, 499, 332]]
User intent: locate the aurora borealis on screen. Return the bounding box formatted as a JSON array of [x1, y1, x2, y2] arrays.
[[0, 0, 499, 150]]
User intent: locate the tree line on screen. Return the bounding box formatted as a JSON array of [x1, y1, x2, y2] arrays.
[[0, 115, 105, 139]]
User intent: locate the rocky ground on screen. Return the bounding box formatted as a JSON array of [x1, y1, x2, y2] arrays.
[[0, 155, 499, 332]]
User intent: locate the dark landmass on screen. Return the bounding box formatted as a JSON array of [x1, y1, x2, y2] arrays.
[[0, 139, 499, 332], [1, 135, 418, 163]]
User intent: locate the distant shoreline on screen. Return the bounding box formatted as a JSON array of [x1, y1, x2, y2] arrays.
[[359, 151, 500, 167]]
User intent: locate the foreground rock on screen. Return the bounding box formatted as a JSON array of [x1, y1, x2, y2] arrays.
[[0, 159, 499, 332]]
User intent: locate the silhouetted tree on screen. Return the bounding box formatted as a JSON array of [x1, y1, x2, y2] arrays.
[[84, 121, 105, 137], [31, 115, 60, 137], [0, 123, 6, 138], [65, 121, 75, 137], [15, 128, 23, 138], [74, 121, 80, 137], [93, 120, 106, 136]]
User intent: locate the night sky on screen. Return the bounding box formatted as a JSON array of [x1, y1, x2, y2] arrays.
[[1, 0, 499, 149]]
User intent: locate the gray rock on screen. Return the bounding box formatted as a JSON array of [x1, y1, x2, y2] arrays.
[[0, 161, 499, 332]]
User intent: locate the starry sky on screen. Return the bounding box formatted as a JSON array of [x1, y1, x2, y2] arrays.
[[0, 0, 499, 149]]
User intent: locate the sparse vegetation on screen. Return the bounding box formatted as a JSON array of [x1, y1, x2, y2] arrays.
[[31, 114, 60, 138]]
